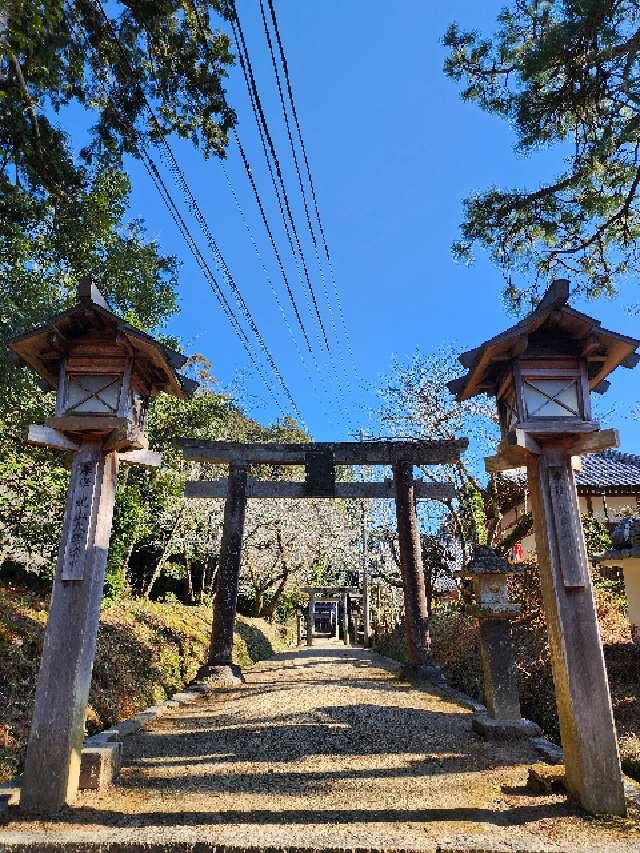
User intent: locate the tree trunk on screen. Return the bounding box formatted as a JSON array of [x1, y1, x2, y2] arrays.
[[142, 505, 185, 599], [262, 523, 290, 622], [262, 567, 289, 623], [254, 585, 264, 618]]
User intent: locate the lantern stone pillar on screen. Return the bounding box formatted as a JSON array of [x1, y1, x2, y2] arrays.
[[463, 547, 540, 740], [198, 463, 248, 682], [8, 280, 194, 814], [393, 461, 445, 683], [527, 449, 625, 814], [307, 592, 315, 647], [21, 445, 119, 812], [342, 590, 349, 645]]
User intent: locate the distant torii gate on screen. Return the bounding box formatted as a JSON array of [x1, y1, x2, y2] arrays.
[[178, 437, 467, 681]]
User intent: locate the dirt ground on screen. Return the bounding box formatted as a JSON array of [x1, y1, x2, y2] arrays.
[[2, 639, 640, 852]]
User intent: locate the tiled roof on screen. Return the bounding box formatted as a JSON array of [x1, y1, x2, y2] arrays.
[[577, 450, 640, 490], [501, 450, 640, 492]]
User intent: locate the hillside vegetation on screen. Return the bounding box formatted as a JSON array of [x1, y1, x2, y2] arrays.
[[0, 587, 293, 784]]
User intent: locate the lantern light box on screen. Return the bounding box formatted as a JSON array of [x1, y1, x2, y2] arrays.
[[497, 356, 591, 436], [8, 279, 197, 451]]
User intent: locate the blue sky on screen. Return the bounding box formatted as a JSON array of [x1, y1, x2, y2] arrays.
[[123, 1, 639, 448]]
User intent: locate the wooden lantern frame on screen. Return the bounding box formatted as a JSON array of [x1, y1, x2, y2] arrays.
[[496, 355, 594, 438], [448, 278, 640, 461]]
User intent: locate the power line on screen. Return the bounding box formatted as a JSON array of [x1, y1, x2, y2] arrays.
[[90, 0, 304, 422], [183, 0, 312, 354], [257, 0, 361, 418], [141, 154, 286, 414], [184, 2, 348, 431], [257, 0, 369, 435], [183, 2, 352, 432], [227, 1, 357, 432], [258, 0, 337, 344], [66, 2, 287, 414], [229, 1, 331, 352], [232, 131, 312, 353], [265, 0, 358, 367]]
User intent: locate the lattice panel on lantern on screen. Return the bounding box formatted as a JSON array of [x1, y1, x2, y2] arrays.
[[523, 377, 580, 418], [66, 375, 122, 414]]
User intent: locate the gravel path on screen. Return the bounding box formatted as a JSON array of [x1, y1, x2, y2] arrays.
[[2, 639, 639, 851]]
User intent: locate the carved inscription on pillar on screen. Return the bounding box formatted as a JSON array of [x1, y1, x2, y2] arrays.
[[547, 462, 588, 589], [61, 457, 98, 581]]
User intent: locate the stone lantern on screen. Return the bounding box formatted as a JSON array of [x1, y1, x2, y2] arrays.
[[466, 546, 521, 620], [599, 518, 640, 644], [462, 547, 539, 739], [7, 280, 195, 814], [448, 278, 640, 816]]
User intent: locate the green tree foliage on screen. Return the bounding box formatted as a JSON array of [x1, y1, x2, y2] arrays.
[[582, 512, 613, 557], [420, 532, 456, 617], [444, 0, 640, 307], [460, 479, 488, 547]]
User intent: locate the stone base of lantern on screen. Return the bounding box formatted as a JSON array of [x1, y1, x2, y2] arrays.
[[472, 713, 541, 741], [193, 663, 244, 687], [401, 661, 448, 686]]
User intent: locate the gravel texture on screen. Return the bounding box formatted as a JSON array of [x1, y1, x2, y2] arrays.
[[2, 639, 639, 851]]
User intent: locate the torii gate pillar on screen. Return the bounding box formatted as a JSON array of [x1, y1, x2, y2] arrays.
[[198, 463, 248, 682], [393, 461, 445, 683], [307, 592, 316, 647]]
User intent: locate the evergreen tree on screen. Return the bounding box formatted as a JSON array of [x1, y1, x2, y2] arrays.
[[444, 0, 640, 308]]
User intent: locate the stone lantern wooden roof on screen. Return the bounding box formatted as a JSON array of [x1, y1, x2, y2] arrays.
[[447, 279, 639, 402], [7, 279, 197, 399]]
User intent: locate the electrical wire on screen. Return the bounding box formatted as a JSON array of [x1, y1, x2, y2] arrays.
[[265, 0, 357, 367], [141, 153, 286, 414], [230, 1, 331, 352], [90, 0, 304, 422], [219, 157, 338, 429], [67, 3, 290, 414], [232, 131, 312, 353], [182, 1, 344, 428], [257, 0, 361, 418]]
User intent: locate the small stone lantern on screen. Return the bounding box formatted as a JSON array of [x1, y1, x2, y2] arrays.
[[448, 278, 639, 815], [7, 280, 196, 814], [462, 547, 539, 739], [465, 546, 521, 621], [599, 518, 640, 644]]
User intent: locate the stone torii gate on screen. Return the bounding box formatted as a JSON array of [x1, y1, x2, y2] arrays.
[[179, 437, 467, 681]]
